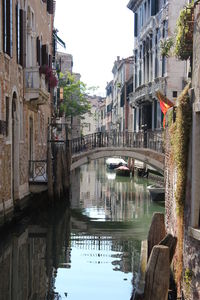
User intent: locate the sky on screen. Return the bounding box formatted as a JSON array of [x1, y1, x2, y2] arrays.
[[54, 0, 134, 96]]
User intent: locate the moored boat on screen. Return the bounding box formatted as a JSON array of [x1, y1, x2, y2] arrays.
[[115, 165, 131, 177], [106, 157, 127, 169], [147, 184, 165, 201]]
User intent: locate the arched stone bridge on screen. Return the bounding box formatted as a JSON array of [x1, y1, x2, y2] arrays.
[[71, 131, 164, 174], [29, 129, 164, 189]]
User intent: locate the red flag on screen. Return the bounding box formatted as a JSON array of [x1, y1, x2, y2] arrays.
[[156, 91, 174, 128], [159, 101, 171, 127]]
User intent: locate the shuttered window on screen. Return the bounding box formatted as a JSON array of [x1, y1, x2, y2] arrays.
[[42, 44, 48, 66], [52, 35, 56, 62], [151, 0, 159, 16], [49, 54, 52, 67], [47, 0, 53, 14], [134, 13, 138, 37], [3, 0, 13, 56], [6, 96, 9, 136], [16, 3, 20, 63], [36, 36, 41, 65], [20, 9, 26, 67]]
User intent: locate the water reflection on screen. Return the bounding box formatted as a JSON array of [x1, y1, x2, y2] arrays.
[[0, 159, 164, 300], [0, 204, 70, 300], [55, 159, 164, 300]]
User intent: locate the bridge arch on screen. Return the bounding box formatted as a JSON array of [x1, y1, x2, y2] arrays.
[[71, 147, 164, 175]]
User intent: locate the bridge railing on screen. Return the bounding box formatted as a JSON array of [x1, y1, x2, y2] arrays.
[[71, 130, 164, 155]]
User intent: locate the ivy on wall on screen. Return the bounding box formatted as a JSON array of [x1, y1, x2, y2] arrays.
[[160, 1, 194, 61], [167, 83, 192, 296]]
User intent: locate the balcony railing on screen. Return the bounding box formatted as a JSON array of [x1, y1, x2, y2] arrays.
[[130, 77, 167, 106], [29, 160, 47, 183], [25, 67, 49, 105]]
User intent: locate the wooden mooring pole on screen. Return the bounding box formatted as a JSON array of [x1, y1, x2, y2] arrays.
[[144, 245, 170, 300], [47, 141, 71, 202]]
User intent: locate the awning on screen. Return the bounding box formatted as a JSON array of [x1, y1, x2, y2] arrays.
[[53, 31, 66, 48]]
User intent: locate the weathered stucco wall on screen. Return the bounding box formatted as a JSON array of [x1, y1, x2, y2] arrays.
[[0, 0, 53, 225]]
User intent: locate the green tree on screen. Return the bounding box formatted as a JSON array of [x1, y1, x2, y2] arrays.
[[59, 72, 93, 118]]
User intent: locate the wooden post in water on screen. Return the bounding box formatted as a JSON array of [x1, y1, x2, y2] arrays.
[[147, 212, 165, 260], [144, 245, 170, 300], [55, 147, 63, 200], [61, 142, 71, 195], [47, 143, 54, 201], [159, 233, 177, 264]]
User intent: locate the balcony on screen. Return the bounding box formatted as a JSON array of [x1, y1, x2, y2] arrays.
[[25, 67, 49, 105], [139, 16, 155, 41], [130, 77, 167, 106]]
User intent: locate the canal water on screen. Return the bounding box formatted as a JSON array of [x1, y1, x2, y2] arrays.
[[0, 159, 164, 300]]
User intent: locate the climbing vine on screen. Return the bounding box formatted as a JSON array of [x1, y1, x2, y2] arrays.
[[174, 2, 194, 61], [184, 268, 193, 296], [168, 83, 192, 295], [170, 83, 192, 214], [161, 1, 194, 60]]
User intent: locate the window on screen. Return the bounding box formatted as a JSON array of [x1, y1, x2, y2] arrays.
[[42, 44, 48, 65], [162, 55, 166, 77], [36, 37, 41, 65], [134, 108, 137, 131], [20, 102, 23, 140], [16, 4, 26, 66], [151, 0, 159, 16], [47, 0, 54, 14], [134, 13, 138, 37], [5, 96, 9, 136], [173, 91, 177, 98], [16, 2, 20, 63], [144, 2, 147, 23], [0, 1, 2, 51], [154, 99, 157, 129], [3, 0, 13, 57]]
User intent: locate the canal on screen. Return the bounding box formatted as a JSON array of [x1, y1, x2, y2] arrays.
[[0, 159, 164, 300]]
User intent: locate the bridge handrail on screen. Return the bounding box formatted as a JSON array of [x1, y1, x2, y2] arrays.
[[71, 130, 164, 155]]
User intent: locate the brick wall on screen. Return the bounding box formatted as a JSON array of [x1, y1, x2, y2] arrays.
[[165, 118, 200, 299]]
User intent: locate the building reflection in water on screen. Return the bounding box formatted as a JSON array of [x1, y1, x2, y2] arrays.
[[0, 203, 70, 300], [0, 159, 164, 300]]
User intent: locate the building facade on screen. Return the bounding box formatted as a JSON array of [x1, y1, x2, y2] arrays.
[[0, 0, 55, 224], [105, 81, 113, 131], [127, 0, 188, 131], [81, 95, 105, 135], [111, 56, 134, 133]]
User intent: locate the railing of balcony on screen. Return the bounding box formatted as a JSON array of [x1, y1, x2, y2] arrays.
[[25, 67, 46, 90], [29, 160, 47, 183]]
